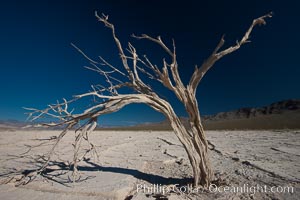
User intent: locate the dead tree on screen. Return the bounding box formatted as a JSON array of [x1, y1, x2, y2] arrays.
[[5, 12, 271, 187]]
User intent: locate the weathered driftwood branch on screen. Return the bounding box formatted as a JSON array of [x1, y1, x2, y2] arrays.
[[3, 12, 271, 187], [188, 12, 272, 95]]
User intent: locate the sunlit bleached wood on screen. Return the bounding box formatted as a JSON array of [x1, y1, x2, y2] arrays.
[[188, 12, 273, 95], [4, 12, 271, 187]]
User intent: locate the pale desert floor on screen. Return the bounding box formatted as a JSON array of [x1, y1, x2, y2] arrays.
[[0, 130, 299, 200]]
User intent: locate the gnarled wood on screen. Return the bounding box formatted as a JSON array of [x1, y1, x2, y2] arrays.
[[6, 12, 271, 187]]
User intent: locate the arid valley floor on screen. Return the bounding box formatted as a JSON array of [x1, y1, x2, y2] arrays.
[[0, 130, 299, 200]]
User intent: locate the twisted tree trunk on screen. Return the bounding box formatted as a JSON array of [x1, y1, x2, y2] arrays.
[[10, 12, 271, 187], [165, 91, 212, 186], [171, 120, 212, 186]]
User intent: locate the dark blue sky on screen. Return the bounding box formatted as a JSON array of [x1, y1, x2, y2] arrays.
[[0, 0, 299, 125]]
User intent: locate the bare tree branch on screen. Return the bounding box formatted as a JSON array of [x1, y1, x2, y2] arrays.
[[95, 12, 135, 83], [188, 12, 272, 95]]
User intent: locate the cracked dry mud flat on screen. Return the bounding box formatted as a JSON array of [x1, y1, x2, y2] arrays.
[[0, 130, 299, 200]]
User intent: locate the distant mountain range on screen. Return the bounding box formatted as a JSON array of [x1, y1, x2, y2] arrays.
[[0, 119, 28, 131], [202, 99, 300, 130], [1, 99, 299, 131], [203, 99, 299, 121], [100, 99, 300, 130]]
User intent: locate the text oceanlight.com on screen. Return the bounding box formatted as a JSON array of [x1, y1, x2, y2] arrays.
[[136, 184, 294, 195]]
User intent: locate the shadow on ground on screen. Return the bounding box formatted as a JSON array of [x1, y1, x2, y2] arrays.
[[81, 159, 192, 186], [1, 158, 192, 187]]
